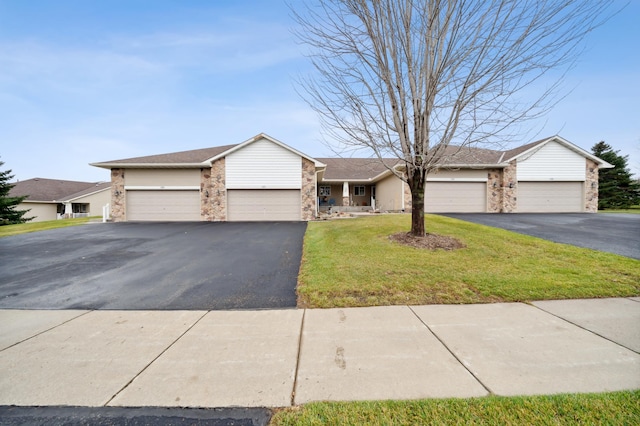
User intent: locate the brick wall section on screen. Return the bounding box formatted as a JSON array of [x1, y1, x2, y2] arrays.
[[487, 169, 503, 212], [210, 158, 226, 221], [110, 168, 126, 222], [200, 168, 213, 221], [301, 158, 317, 220], [585, 159, 599, 212], [502, 162, 518, 213]]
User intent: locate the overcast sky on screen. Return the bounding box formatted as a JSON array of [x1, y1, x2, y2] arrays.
[[1, 0, 638, 183]]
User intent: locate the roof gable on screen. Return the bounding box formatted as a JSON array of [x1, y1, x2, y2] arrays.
[[207, 133, 325, 167], [91, 133, 325, 169], [504, 135, 614, 168]]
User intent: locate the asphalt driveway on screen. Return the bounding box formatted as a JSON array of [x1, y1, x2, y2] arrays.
[[0, 222, 306, 310], [442, 213, 640, 260]]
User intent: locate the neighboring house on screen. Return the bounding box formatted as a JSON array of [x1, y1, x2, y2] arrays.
[[10, 178, 111, 222], [91, 133, 613, 222]]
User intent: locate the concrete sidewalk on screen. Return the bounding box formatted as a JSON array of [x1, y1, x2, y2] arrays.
[[0, 298, 638, 408]]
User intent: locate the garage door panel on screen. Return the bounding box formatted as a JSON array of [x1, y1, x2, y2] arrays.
[[425, 182, 486, 213], [518, 182, 583, 213], [227, 190, 301, 221], [127, 190, 200, 221]]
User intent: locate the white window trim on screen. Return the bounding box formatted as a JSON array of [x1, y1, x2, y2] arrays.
[[354, 185, 366, 196]]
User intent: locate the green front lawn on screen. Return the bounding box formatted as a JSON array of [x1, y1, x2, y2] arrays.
[[271, 391, 640, 425], [0, 217, 95, 238], [297, 214, 639, 308]]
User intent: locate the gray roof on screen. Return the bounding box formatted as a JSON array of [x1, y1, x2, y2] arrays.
[[317, 158, 401, 180], [318, 145, 506, 181], [93, 144, 238, 166], [501, 137, 549, 162], [10, 178, 109, 202], [89, 134, 609, 182], [64, 181, 111, 201]]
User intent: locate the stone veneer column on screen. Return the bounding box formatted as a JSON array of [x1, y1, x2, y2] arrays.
[[585, 159, 599, 213], [111, 168, 126, 222], [502, 162, 518, 213], [200, 168, 214, 221], [487, 169, 503, 213], [210, 158, 226, 221], [301, 158, 317, 221]]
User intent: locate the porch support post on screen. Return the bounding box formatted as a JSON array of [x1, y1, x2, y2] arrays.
[[64, 202, 72, 218], [342, 181, 350, 206]]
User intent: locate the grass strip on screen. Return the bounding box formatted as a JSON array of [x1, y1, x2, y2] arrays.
[[271, 391, 640, 425], [297, 214, 639, 307], [0, 217, 94, 238]]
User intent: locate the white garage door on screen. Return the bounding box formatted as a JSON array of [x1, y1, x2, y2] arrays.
[[127, 190, 200, 221], [518, 182, 583, 212], [227, 189, 301, 221], [424, 182, 486, 213]]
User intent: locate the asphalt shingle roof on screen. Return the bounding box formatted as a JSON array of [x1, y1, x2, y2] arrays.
[[90, 137, 557, 181], [9, 178, 109, 202], [94, 144, 237, 165]]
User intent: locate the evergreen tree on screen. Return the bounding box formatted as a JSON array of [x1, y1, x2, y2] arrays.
[[591, 142, 640, 209], [0, 159, 33, 225]]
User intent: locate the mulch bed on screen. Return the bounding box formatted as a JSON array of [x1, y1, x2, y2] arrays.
[[389, 232, 466, 251]]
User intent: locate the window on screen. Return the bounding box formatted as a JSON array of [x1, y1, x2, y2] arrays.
[[73, 203, 89, 213], [354, 186, 365, 196], [319, 186, 331, 196]]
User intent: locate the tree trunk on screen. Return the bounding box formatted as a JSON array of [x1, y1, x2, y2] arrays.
[[409, 170, 425, 237]]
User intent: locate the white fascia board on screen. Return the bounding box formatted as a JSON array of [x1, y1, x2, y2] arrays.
[[321, 178, 376, 184], [506, 136, 614, 168], [90, 163, 207, 169], [22, 200, 57, 204], [124, 186, 200, 190], [433, 164, 508, 169], [320, 167, 402, 184], [426, 177, 488, 182], [204, 133, 326, 167]]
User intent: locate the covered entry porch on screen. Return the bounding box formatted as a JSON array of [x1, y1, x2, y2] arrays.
[[318, 182, 377, 212]]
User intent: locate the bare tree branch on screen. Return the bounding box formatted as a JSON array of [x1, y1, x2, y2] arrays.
[[291, 0, 617, 235]]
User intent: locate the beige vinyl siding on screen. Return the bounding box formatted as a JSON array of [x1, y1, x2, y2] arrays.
[[73, 189, 111, 217], [517, 141, 586, 181], [425, 182, 486, 213], [518, 182, 583, 212], [375, 175, 406, 212], [124, 169, 200, 187], [126, 190, 200, 221], [429, 169, 487, 180], [227, 189, 301, 221], [226, 138, 302, 189], [18, 202, 57, 222]]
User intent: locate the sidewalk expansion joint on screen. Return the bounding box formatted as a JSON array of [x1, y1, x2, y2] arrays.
[[530, 304, 640, 355], [407, 305, 494, 396], [0, 309, 93, 353], [290, 308, 306, 406], [103, 310, 210, 407]]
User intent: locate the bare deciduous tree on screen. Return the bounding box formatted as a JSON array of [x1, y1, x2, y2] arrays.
[[292, 0, 614, 236]]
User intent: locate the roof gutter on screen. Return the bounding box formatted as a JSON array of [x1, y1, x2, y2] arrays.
[[90, 162, 208, 169]]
